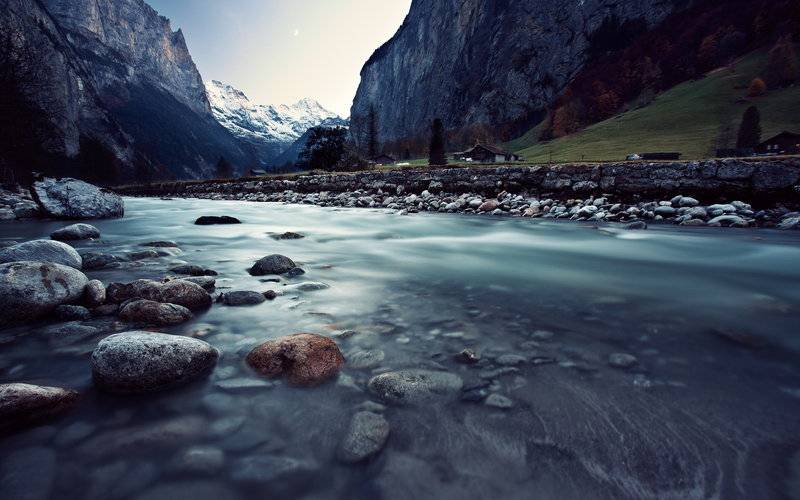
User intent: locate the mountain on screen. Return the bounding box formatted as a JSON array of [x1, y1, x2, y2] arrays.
[[0, 0, 253, 182], [206, 80, 348, 165], [350, 0, 682, 150]]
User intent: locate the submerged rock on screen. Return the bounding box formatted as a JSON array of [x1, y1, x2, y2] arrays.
[[484, 393, 514, 409], [54, 304, 92, 321], [272, 232, 305, 240], [169, 264, 218, 276], [0, 239, 82, 269], [248, 254, 296, 276], [0, 261, 89, 325], [230, 455, 318, 484], [608, 353, 639, 369], [368, 369, 464, 405], [454, 349, 481, 364], [50, 223, 100, 241], [119, 300, 193, 326], [338, 411, 390, 463], [141, 241, 179, 248], [81, 252, 123, 270], [0, 446, 57, 500], [92, 332, 219, 393], [174, 276, 216, 291], [0, 383, 78, 434], [246, 333, 345, 386], [194, 216, 241, 225], [223, 291, 266, 306], [107, 279, 211, 311], [31, 177, 124, 219]]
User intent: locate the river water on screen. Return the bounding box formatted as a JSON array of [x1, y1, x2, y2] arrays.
[[1, 197, 799, 500]]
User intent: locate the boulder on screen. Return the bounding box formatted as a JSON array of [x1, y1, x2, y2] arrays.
[[119, 300, 193, 326], [223, 291, 267, 306], [169, 264, 218, 276], [248, 254, 296, 276], [0, 261, 89, 325], [54, 304, 92, 321], [50, 223, 100, 241], [31, 177, 124, 219], [194, 216, 241, 225], [81, 252, 123, 270], [107, 279, 211, 311], [92, 332, 219, 393], [246, 333, 345, 386], [0, 383, 78, 434], [12, 201, 40, 219], [0, 208, 15, 220], [175, 276, 216, 291], [478, 199, 499, 212], [337, 411, 390, 463], [368, 369, 463, 405], [0, 239, 82, 269], [84, 279, 106, 307]]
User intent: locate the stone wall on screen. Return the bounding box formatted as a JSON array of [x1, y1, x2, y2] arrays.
[[118, 159, 800, 204]]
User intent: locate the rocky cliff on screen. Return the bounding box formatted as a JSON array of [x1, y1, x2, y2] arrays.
[[0, 0, 252, 181], [351, 0, 681, 146]]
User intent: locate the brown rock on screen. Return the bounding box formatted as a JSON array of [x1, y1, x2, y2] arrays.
[[246, 333, 345, 386], [0, 383, 78, 434], [478, 199, 499, 212], [106, 279, 211, 311]]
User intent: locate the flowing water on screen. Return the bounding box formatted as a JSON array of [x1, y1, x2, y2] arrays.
[[1, 197, 800, 500]]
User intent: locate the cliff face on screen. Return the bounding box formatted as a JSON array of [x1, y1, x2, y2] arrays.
[[1, 0, 251, 180], [351, 0, 680, 145]]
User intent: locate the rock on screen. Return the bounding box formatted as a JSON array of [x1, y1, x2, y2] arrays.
[[169, 446, 225, 475], [272, 232, 305, 240], [608, 353, 639, 369], [680, 219, 706, 226], [134, 481, 241, 500], [81, 252, 123, 270], [158, 280, 213, 310], [708, 215, 747, 227], [246, 333, 345, 386], [624, 221, 647, 230], [175, 276, 216, 290], [485, 393, 514, 409], [495, 354, 527, 366], [119, 300, 193, 326], [50, 223, 100, 241], [478, 199, 499, 212], [78, 415, 208, 458], [31, 177, 124, 219], [54, 304, 91, 321], [0, 240, 82, 269], [654, 206, 677, 217], [248, 254, 296, 276], [0, 383, 78, 434], [338, 411, 390, 463], [285, 267, 306, 278], [107, 279, 211, 311], [347, 349, 385, 369], [230, 455, 318, 484], [92, 332, 219, 393], [531, 330, 554, 341], [12, 201, 40, 219], [0, 447, 57, 500], [169, 264, 217, 276], [0, 208, 16, 220], [368, 369, 464, 405], [263, 290, 278, 300], [454, 349, 480, 364], [128, 250, 161, 261], [194, 216, 241, 225], [141, 241, 179, 248], [223, 291, 266, 306], [678, 197, 700, 207], [0, 262, 89, 325], [778, 216, 800, 230], [84, 279, 106, 307], [285, 282, 329, 292]]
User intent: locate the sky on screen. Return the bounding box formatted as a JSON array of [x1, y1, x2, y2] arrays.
[[148, 0, 412, 116]]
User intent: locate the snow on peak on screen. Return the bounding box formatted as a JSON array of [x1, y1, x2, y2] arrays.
[[205, 80, 346, 144]]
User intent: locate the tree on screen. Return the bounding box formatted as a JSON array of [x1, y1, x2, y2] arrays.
[[298, 127, 347, 171], [765, 36, 798, 88], [367, 106, 379, 159], [747, 77, 767, 97], [428, 118, 447, 166], [736, 106, 762, 149], [215, 156, 233, 178], [403, 148, 411, 161]]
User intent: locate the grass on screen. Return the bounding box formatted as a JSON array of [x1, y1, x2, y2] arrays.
[[509, 47, 800, 163]]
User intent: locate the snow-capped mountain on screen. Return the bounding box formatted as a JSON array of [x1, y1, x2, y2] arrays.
[[206, 80, 347, 164]]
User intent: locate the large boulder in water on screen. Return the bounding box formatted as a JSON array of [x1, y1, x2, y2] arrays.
[[50, 223, 100, 241], [0, 261, 89, 325], [31, 177, 124, 219], [248, 254, 296, 276], [0, 240, 82, 269], [119, 300, 193, 326], [0, 383, 78, 434], [92, 332, 219, 394], [106, 279, 211, 311], [246, 333, 345, 386]]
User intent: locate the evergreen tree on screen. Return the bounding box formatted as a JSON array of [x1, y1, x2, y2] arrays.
[[298, 127, 347, 171], [428, 118, 447, 166], [215, 156, 234, 178], [736, 106, 761, 149], [367, 106, 379, 159]]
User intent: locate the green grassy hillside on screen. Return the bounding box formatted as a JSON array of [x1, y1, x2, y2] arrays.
[[510, 48, 800, 162]]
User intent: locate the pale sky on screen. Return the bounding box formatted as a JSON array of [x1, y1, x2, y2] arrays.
[[148, 0, 412, 116]]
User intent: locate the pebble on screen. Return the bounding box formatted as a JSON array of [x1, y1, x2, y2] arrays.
[[223, 291, 267, 306], [338, 411, 390, 463], [368, 369, 463, 405], [484, 393, 514, 409], [608, 353, 639, 369]]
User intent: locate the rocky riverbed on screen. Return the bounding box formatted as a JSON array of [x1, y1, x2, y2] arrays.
[[1, 193, 800, 500]]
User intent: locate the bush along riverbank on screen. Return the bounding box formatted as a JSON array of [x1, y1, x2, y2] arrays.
[[118, 159, 800, 229]]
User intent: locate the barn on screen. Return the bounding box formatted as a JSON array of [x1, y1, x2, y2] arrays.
[[757, 131, 800, 155], [453, 144, 520, 163]]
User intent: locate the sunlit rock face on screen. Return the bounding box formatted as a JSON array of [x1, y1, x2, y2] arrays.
[[351, 0, 677, 144]]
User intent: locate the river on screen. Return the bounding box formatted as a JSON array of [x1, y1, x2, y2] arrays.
[[1, 197, 799, 499]]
